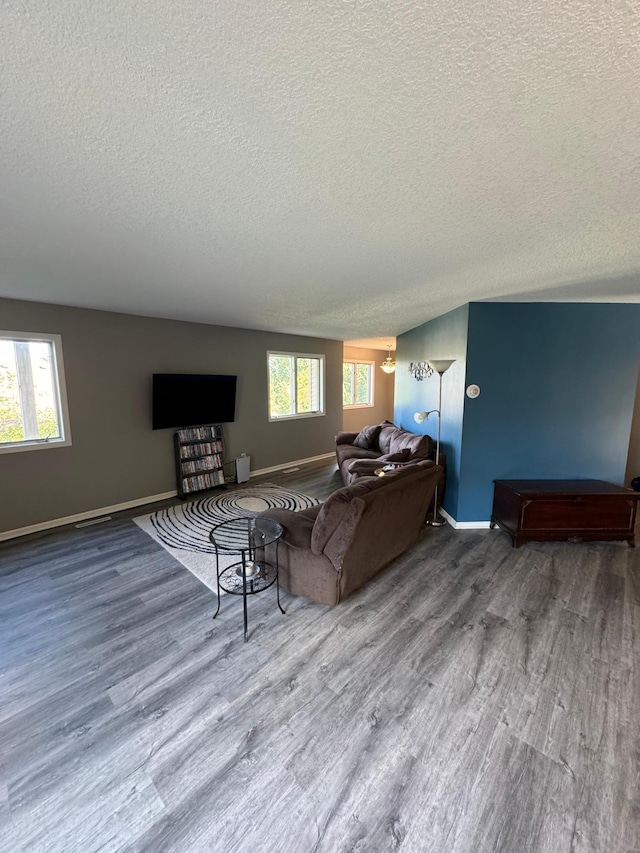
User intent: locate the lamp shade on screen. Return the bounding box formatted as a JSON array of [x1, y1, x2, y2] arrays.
[[414, 409, 438, 424], [428, 359, 455, 375]]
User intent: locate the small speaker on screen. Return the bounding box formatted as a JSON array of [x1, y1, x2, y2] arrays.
[[235, 455, 251, 484]]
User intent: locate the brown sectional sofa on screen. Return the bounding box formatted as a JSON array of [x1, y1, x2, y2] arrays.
[[259, 460, 442, 606], [336, 421, 445, 508], [336, 421, 436, 483]]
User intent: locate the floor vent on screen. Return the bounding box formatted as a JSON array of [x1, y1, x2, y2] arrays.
[[282, 467, 300, 474], [75, 516, 113, 528]]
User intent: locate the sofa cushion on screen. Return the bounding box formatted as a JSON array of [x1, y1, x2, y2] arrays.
[[352, 424, 382, 450], [377, 423, 396, 454], [377, 449, 411, 463], [346, 457, 433, 479], [336, 443, 378, 466], [390, 430, 433, 458], [335, 431, 359, 446], [310, 477, 387, 555], [376, 423, 434, 459]]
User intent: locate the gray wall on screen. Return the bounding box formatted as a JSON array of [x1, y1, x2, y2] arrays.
[[0, 298, 343, 533], [342, 345, 394, 433]]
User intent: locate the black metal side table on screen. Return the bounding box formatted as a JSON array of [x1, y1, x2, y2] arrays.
[[209, 516, 285, 642]]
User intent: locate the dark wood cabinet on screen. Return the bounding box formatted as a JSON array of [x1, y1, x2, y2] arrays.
[[491, 479, 638, 548]]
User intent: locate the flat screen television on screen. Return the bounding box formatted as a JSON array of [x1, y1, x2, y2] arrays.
[[152, 373, 237, 429]]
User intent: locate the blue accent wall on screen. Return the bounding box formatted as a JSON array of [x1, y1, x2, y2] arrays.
[[395, 301, 640, 524], [394, 305, 469, 517], [458, 302, 640, 521]]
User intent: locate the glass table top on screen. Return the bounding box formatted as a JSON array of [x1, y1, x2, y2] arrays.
[[208, 515, 283, 554]]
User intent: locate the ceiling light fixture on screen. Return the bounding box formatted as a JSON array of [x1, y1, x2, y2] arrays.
[[380, 345, 396, 374]]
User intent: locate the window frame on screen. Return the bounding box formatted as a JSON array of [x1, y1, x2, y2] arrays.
[[267, 350, 325, 422], [342, 359, 375, 409], [0, 330, 72, 454]]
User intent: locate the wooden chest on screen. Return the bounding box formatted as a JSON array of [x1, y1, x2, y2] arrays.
[[491, 479, 638, 548]]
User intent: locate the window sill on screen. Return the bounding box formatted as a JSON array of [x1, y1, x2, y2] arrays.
[[343, 403, 374, 410], [0, 437, 72, 455], [268, 411, 325, 423]]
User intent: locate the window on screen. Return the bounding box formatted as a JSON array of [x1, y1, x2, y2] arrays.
[[343, 360, 374, 408], [0, 332, 71, 453], [268, 352, 325, 421]]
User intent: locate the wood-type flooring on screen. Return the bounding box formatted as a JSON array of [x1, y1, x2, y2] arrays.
[[1, 461, 638, 852]]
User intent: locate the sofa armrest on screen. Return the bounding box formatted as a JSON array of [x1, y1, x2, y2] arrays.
[[346, 459, 383, 478], [335, 431, 359, 446], [259, 506, 322, 550]]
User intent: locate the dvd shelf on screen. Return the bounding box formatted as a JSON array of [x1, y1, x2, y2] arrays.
[[174, 424, 226, 499]]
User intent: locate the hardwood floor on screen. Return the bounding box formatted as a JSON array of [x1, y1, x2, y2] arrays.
[[1, 461, 638, 852]]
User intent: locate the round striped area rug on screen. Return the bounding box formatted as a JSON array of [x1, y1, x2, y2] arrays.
[[133, 484, 319, 593]]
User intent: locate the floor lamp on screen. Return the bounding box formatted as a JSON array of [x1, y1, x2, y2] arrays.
[[413, 359, 455, 526]]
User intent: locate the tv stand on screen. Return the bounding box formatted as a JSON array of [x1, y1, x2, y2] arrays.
[[174, 424, 226, 500]]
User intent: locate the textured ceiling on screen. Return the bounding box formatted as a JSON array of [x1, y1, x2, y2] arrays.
[[345, 337, 396, 352], [2, 1, 639, 340]]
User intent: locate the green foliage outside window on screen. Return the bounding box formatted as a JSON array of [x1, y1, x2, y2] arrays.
[[343, 361, 373, 407], [268, 355, 294, 418], [0, 363, 25, 442], [296, 358, 312, 413], [0, 343, 60, 444], [269, 353, 322, 419], [343, 363, 354, 406], [355, 363, 370, 404]]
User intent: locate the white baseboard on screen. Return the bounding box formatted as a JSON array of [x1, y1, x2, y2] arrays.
[[0, 453, 338, 543], [440, 507, 492, 530], [250, 451, 335, 478], [0, 490, 177, 543]]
